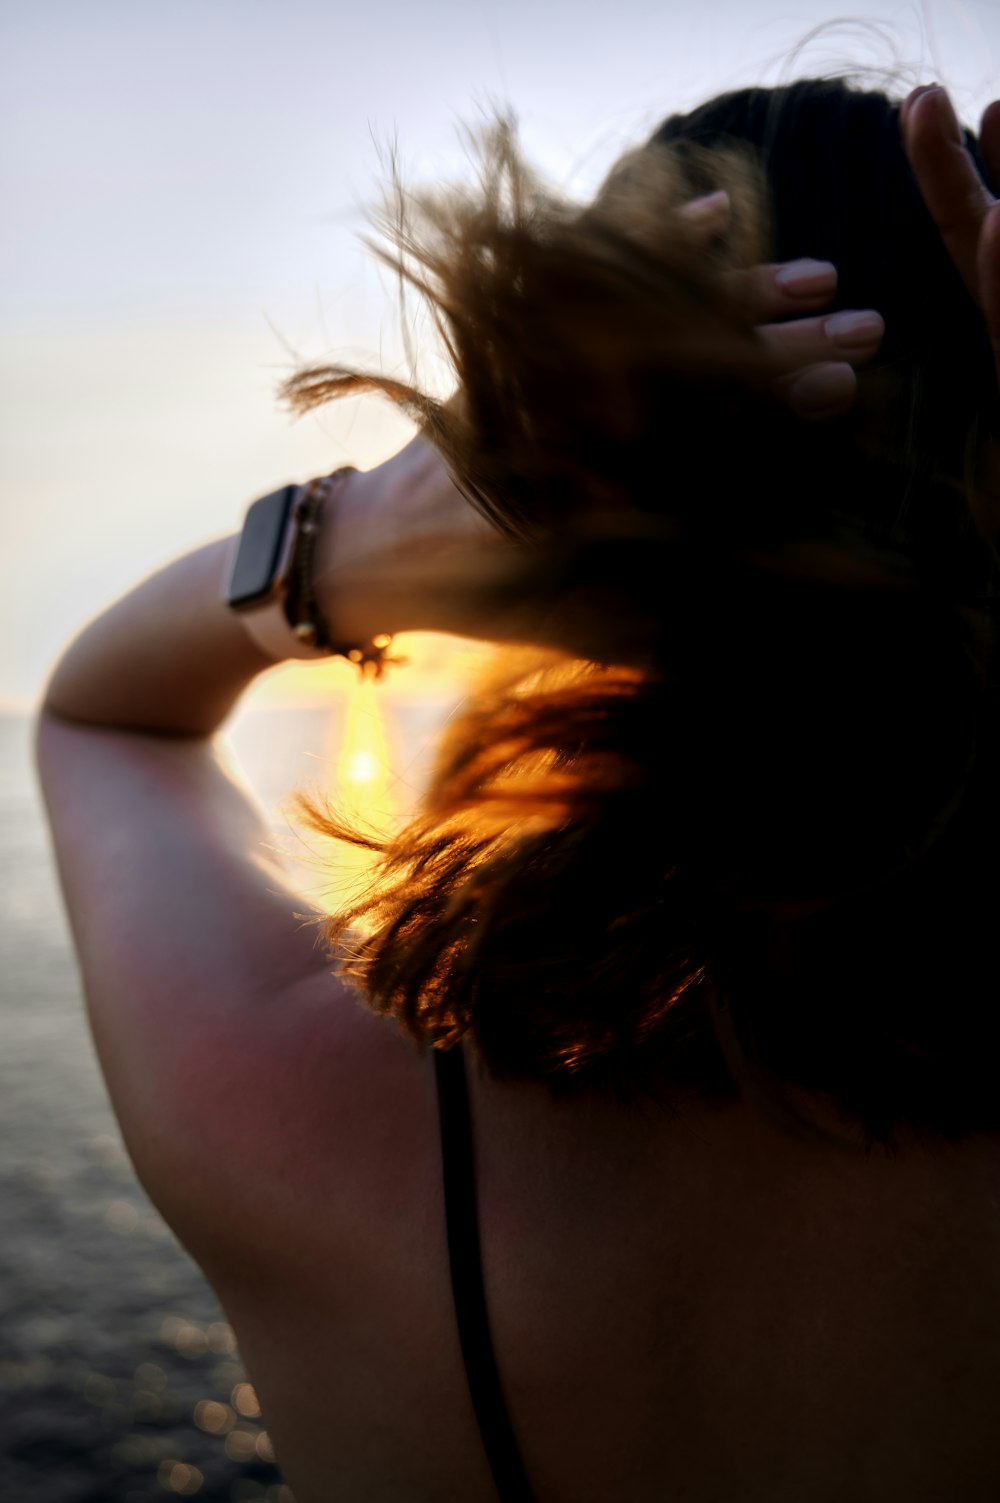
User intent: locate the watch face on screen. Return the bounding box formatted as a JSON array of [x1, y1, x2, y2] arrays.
[[227, 485, 298, 608]]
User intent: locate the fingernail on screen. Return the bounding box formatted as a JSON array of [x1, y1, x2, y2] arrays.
[[824, 310, 885, 347], [931, 86, 963, 144], [789, 362, 855, 416], [679, 190, 730, 225], [900, 83, 938, 128], [775, 259, 837, 296], [914, 84, 962, 143]]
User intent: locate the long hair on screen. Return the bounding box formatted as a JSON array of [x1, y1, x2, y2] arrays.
[[286, 81, 1000, 1147]]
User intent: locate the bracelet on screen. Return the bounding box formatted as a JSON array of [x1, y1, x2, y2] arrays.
[[286, 469, 396, 680]]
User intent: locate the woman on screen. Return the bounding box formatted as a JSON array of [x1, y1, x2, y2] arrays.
[[37, 80, 1000, 1501]]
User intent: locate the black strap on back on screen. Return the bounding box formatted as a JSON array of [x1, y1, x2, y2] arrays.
[[434, 1045, 538, 1503]]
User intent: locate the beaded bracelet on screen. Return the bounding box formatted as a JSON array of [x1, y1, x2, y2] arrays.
[[285, 468, 396, 680]]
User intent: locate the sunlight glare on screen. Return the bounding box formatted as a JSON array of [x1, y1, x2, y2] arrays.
[[311, 676, 400, 913], [335, 680, 395, 817], [343, 749, 381, 786]]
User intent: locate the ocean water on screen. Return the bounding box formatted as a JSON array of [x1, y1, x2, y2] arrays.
[[0, 696, 452, 1503]]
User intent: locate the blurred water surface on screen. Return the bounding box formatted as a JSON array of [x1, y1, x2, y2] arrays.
[[0, 696, 450, 1502]]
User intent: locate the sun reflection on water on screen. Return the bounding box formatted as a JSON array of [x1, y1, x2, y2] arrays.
[[309, 676, 400, 917], [244, 635, 499, 917]]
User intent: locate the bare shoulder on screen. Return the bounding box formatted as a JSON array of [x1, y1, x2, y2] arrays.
[[35, 711, 440, 1281], [148, 968, 440, 1284]]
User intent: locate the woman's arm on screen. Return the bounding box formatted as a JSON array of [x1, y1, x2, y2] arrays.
[[35, 437, 489, 1246], [40, 439, 484, 738], [39, 236, 890, 743], [41, 537, 275, 737]]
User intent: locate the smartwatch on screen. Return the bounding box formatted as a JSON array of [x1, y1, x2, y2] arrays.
[[225, 470, 394, 675], [225, 482, 326, 660]]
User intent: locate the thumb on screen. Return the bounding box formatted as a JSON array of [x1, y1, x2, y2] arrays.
[[902, 86, 993, 306], [981, 200, 1000, 386]]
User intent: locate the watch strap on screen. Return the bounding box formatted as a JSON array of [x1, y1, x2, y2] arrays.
[[230, 468, 396, 676]]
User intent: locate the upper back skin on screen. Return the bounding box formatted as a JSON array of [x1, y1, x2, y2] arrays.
[[164, 979, 1000, 1503]]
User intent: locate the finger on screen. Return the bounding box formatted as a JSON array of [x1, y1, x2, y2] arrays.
[[757, 309, 885, 371], [980, 100, 1000, 197], [678, 189, 731, 241], [781, 362, 858, 421], [730, 258, 838, 321], [982, 200, 1000, 386], [901, 85, 993, 302], [899, 82, 938, 132]]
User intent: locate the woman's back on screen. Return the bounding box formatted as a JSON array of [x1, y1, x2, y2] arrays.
[[35, 73, 1000, 1503], [180, 988, 1000, 1502]]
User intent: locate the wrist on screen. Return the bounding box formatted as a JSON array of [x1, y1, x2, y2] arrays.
[[226, 469, 400, 673], [313, 438, 491, 642], [311, 460, 412, 644], [312, 443, 619, 658]]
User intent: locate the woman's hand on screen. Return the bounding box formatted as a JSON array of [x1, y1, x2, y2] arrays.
[[900, 85, 1000, 385], [900, 85, 1000, 512], [315, 228, 888, 646], [681, 190, 885, 420], [744, 255, 884, 418]]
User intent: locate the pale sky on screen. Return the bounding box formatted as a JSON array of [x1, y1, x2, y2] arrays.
[[3, 0, 999, 707]]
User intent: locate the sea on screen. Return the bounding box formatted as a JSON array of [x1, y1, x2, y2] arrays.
[[0, 694, 455, 1503]]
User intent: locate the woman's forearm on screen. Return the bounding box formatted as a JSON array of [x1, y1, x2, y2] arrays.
[[40, 536, 276, 738], [39, 440, 499, 739]]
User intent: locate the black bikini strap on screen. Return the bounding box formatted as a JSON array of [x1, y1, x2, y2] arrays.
[[434, 1045, 538, 1503]]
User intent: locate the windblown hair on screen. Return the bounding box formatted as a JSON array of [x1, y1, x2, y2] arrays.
[[286, 80, 1000, 1147]]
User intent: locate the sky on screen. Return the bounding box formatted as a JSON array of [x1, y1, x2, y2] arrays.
[[3, 0, 999, 708]]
